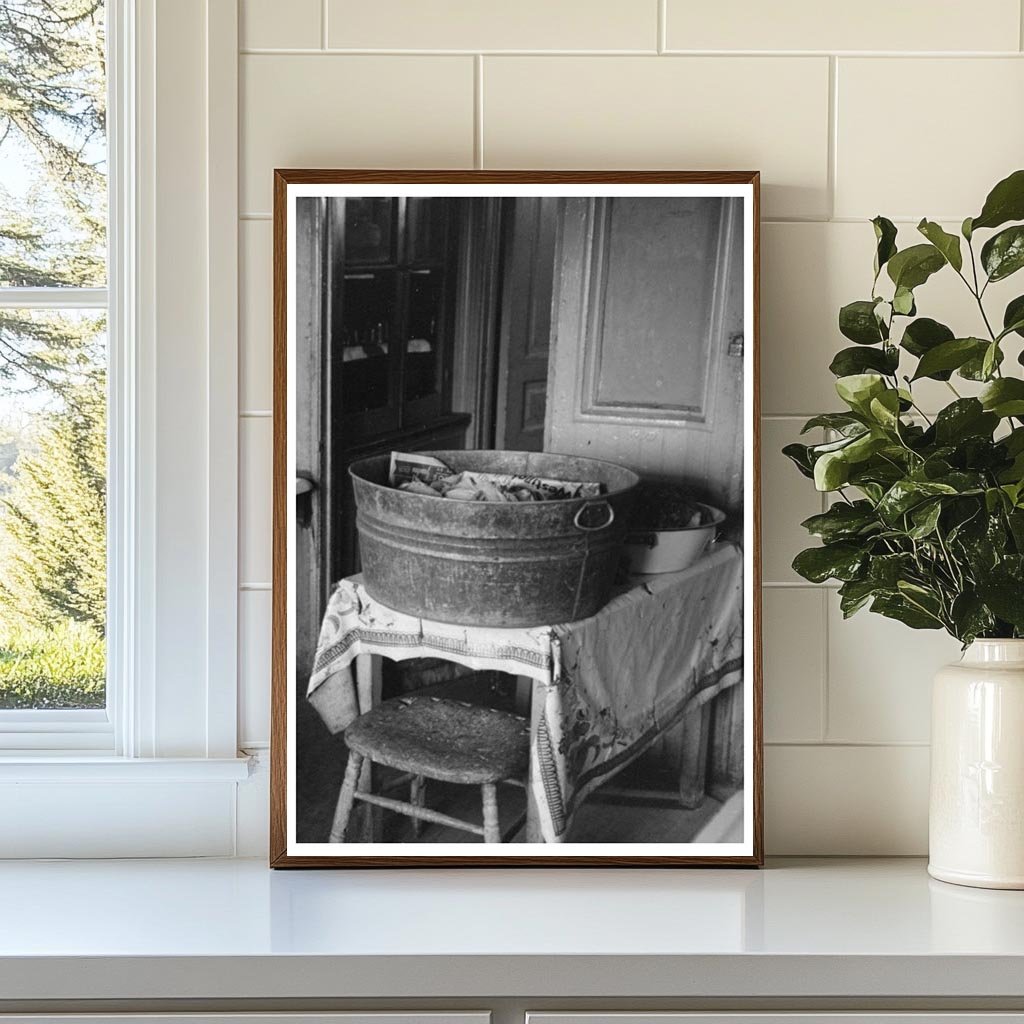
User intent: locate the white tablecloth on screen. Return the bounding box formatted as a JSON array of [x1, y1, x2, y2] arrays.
[[308, 542, 744, 842]]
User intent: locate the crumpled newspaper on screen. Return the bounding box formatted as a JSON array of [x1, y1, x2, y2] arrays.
[[389, 452, 602, 502]]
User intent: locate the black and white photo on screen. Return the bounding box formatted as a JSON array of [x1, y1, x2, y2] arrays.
[[271, 172, 762, 867]]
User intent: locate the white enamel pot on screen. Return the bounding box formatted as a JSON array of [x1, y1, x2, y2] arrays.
[[622, 502, 725, 575]]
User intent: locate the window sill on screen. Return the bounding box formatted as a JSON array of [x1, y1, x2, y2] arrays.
[[0, 754, 252, 782]]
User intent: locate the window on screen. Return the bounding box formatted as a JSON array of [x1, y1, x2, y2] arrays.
[[0, 1, 109, 729]]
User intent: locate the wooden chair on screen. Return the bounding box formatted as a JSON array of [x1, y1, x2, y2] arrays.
[[329, 692, 530, 843]]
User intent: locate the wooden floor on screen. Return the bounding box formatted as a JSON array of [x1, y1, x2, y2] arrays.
[[333, 770, 735, 844]]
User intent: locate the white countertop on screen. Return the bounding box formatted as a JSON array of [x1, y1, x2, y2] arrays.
[[1, 856, 1023, 1001]]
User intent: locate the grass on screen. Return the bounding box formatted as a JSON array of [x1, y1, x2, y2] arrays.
[[0, 620, 105, 709]]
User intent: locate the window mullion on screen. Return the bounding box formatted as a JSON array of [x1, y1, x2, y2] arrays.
[[0, 287, 108, 310]]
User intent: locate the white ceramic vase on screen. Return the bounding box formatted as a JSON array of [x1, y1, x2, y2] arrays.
[[929, 639, 1024, 889]]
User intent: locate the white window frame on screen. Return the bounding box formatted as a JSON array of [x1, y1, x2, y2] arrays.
[[0, 0, 249, 857]]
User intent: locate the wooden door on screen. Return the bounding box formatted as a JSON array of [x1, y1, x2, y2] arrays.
[[494, 198, 558, 452], [545, 196, 745, 515]]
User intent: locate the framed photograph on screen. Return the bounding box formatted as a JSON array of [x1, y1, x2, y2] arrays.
[[270, 170, 762, 867]]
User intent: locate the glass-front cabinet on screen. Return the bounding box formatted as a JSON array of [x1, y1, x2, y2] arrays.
[[328, 197, 456, 439]]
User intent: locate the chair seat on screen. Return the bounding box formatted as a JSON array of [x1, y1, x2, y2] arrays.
[[344, 695, 529, 785]]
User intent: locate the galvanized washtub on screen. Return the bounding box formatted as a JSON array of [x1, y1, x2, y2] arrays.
[[350, 450, 640, 627]]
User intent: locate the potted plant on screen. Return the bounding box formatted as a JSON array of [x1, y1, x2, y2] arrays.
[[785, 169, 1024, 889]]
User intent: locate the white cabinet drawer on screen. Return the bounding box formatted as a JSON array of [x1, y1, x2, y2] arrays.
[[0, 1015, 489, 1024], [528, 1016, 1024, 1024]]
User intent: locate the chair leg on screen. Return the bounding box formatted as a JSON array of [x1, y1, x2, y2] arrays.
[[481, 782, 501, 843], [410, 775, 425, 838], [329, 752, 364, 843]]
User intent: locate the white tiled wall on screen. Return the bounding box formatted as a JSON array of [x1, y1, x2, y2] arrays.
[[236, 0, 1024, 853]]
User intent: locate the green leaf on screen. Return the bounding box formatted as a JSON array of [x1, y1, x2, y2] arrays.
[[839, 300, 887, 345], [886, 243, 946, 291], [844, 431, 888, 464], [835, 373, 886, 412], [782, 442, 814, 479], [911, 337, 987, 381], [800, 412, 865, 435], [838, 578, 879, 618], [877, 479, 957, 523], [980, 378, 1024, 418], [950, 593, 995, 644], [917, 219, 963, 272], [962, 216, 974, 241], [982, 341, 1001, 381], [828, 345, 899, 378], [872, 215, 898, 277], [1004, 295, 1024, 340], [981, 225, 1024, 283], [960, 344, 1004, 381], [792, 543, 866, 584], [971, 168, 1024, 232], [908, 500, 942, 540], [871, 594, 943, 630], [900, 317, 955, 362], [814, 450, 850, 491], [933, 399, 998, 444], [868, 552, 915, 587], [892, 286, 916, 316], [800, 501, 879, 543], [868, 389, 901, 430], [976, 576, 1024, 629]]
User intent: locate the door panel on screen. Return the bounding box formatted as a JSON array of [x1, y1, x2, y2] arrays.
[[0, 1016, 490, 1024], [545, 196, 745, 515], [495, 197, 558, 452], [528, 1017, 1024, 1024]]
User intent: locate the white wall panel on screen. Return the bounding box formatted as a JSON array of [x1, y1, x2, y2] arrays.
[[239, 416, 272, 587], [232, 4, 1020, 855], [665, 0, 1021, 52], [240, 218, 273, 412], [766, 745, 930, 854], [482, 56, 831, 219], [240, 55, 474, 214], [836, 58, 1024, 220], [239, 589, 272, 747], [763, 588, 825, 743], [328, 0, 656, 51]]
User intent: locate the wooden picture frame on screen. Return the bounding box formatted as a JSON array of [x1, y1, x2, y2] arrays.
[[271, 170, 762, 867]]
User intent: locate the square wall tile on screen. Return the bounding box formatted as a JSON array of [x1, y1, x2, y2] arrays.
[[239, 589, 272, 746], [240, 416, 273, 586], [241, 0, 321, 49], [483, 56, 830, 219], [827, 599, 961, 744], [760, 417, 824, 584], [836, 59, 1024, 221], [763, 587, 825, 743], [241, 55, 474, 214], [666, 0, 1020, 53], [762, 221, 1018, 416], [240, 219, 272, 412], [328, 0, 657, 51], [766, 744, 929, 854]]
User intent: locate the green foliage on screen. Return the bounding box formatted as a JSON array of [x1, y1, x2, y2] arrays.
[[787, 169, 1024, 644], [0, 2, 107, 704], [0, 620, 104, 709], [0, 375, 106, 633], [0, 1, 107, 394]]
